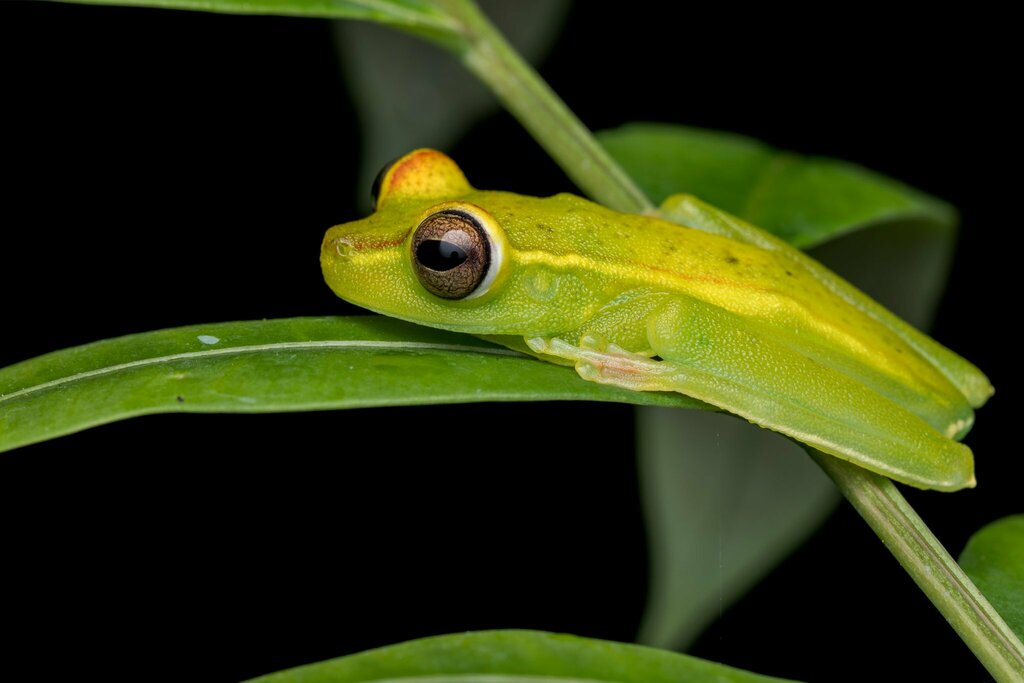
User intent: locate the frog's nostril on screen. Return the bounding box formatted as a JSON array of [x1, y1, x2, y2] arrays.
[[332, 237, 355, 258]]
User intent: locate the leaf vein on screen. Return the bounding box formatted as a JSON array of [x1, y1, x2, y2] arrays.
[[0, 340, 526, 405]]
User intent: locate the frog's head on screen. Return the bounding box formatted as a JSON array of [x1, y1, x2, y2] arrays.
[[321, 149, 605, 335]]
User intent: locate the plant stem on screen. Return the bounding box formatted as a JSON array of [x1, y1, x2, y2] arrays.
[[439, 0, 653, 214], [808, 451, 1024, 682], [429, 1, 1023, 676]]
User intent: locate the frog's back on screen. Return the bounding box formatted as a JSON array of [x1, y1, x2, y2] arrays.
[[483, 190, 974, 437]]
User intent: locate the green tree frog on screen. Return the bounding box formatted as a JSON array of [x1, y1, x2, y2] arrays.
[[321, 149, 992, 492]]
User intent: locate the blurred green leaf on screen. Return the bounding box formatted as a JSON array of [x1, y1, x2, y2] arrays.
[[599, 123, 955, 248], [335, 0, 569, 208], [0, 316, 707, 454], [245, 630, 798, 683], [960, 515, 1024, 640], [600, 122, 958, 650], [636, 410, 837, 648]]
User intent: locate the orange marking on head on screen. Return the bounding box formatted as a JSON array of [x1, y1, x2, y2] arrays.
[[384, 151, 427, 193], [376, 149, 472, 209]]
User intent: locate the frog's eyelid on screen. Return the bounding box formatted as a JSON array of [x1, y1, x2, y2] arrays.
[[374, 149, 473, 210]]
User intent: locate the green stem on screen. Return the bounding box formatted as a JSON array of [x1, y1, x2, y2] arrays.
[[433, 3, 1024, 676], [809, 451, 1024, 682], [426, 4, 1024, 676], [438, 0, 652, 214], [437, 3, 1024, 673]]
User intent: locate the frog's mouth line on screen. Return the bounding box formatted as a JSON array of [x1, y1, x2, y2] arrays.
[[327, 228, 413, 256]]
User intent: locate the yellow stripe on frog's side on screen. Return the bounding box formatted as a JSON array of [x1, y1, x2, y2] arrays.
[[661, 193, 994, 409], [510, 212, 971, 438]]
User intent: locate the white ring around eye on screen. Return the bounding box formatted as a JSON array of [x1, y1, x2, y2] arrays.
[[463, 222, 502, 300]]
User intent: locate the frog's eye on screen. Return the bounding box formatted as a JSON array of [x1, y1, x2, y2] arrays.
[[411, 207, 501, 300], [370, 156, 400, 210]]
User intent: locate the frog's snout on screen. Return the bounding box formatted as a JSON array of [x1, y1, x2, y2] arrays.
[[320, 234, 356, 289], [321, 233, 360, 300]]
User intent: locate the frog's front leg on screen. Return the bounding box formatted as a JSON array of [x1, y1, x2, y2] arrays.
[[529, 296, 974, 492], [519, 288, 665, 374], [523, 335, 683, 394]]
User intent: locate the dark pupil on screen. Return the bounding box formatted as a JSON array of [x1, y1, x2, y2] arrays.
[[416, 239, 469, 271]]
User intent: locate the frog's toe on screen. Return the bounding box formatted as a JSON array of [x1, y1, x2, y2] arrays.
[[525, 336, 548, 353], [946, 414, 974, 440], [579, 334, 603, 351]]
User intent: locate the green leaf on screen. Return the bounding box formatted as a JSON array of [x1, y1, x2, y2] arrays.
[[960, 516, 1024, 640], [43, 0, 461, 36], [245, 630, 798, 682], [600, 122, 959, 650], [599, 122, 955, 248], [0, 316, 706, 454]]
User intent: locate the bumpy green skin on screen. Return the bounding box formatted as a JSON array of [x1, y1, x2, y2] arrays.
[[322, 149, 993, 491]]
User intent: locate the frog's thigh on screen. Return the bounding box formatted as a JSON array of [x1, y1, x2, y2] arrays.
[[662, 193, 991, 409], [643, 297, 973, 491]]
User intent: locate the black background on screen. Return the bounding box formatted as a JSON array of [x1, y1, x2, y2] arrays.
[[1, 2, 1019, 681]]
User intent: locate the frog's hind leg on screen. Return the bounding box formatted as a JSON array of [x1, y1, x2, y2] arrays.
[[660, 193, 993, 409], [529, 296, 974, 492]]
